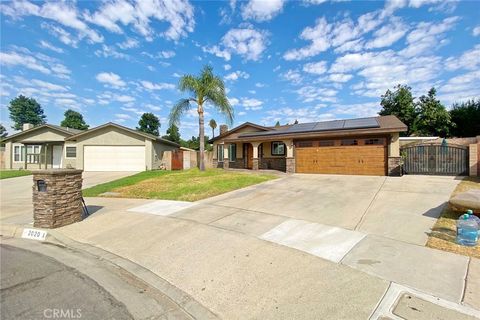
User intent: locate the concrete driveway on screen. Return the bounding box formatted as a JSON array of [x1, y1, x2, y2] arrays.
[[189, 174, 461, 246], [0, 171, 136, 224]]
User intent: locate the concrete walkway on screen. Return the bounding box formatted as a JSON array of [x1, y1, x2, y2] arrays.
[[1, 173, 478, 318]]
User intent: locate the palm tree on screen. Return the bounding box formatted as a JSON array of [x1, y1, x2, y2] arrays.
[[209, 119, 217, 138], [170, 66, 233, 171]]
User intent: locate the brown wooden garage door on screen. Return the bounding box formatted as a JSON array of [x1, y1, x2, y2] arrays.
[[295, 138, 387, 176]]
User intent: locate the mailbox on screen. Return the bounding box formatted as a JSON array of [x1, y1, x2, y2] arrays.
[[36, 180, 47, 192]]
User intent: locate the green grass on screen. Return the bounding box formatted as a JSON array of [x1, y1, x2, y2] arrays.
[[0, 170, 32, 179], [82, 168, 279, 201]]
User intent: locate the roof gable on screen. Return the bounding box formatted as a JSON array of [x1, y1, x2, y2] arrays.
[[3, 124, 81, 141], [210, 122, 272, 142]]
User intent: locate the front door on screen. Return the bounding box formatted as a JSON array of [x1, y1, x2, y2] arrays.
[[246, 143, 253, 169], [52, 145, 63, 168]]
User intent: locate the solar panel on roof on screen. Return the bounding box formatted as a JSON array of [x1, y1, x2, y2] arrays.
[[343, 118, 379, 129], [313, 120, 345, 131], [286, 122, 317, 133]]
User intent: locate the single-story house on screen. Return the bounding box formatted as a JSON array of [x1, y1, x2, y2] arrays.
[[3, 122, 179, 171], [209, 115, 407, 176]]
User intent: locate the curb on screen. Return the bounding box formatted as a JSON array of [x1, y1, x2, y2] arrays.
[[0, 223, 220, 320]]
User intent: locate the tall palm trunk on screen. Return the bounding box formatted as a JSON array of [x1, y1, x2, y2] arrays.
[[212, 127, 215, 138], [198, 107, 205, 171]]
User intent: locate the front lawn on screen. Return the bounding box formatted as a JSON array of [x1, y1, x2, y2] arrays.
[[82, 168, 279, 201], [0, 170, 32, 180], [426, 177, 480, 258]]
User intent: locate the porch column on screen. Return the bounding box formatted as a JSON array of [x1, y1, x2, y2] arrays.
[[251, 142, 261, 170], [223, 144, 229, 169], [283, 139, 295, 174], [388, 133, 402, 176]]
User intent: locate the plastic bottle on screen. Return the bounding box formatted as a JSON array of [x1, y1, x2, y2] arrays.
[[456, 211, 479, 246]]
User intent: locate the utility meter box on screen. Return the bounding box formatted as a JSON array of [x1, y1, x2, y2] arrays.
[[32, 169, 83, 228]]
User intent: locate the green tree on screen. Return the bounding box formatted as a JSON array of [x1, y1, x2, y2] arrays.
[[181, 135, 211, 151], [0, 124, 7, 147], [60, 109, 89, 130], [8, 95, 46, 130], [414, 88, 452, 137], [275, 121, 280, 127], [137, 113, 160, 136], [449, 99, 480, 137], [170, 65, 233, 171], [209, 119, 217, 138], [379, 85, 417, 135], [163, 124, 181, 144]]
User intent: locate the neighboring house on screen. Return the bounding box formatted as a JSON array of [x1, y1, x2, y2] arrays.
[[3, 122, 179, 172], [209, 115, 407, 176]]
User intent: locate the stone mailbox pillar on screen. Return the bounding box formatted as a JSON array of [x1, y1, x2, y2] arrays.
[[32, 169, 83, 228]]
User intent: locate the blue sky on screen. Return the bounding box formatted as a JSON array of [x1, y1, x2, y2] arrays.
[[1, 0, 479, 138]]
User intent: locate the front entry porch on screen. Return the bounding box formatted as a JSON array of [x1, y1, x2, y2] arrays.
[[18, 142, 64, 170], [215, 140, 295, 173]]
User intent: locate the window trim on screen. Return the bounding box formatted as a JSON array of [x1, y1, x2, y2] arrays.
[[271, 141, 286, 156], [340, 139, 358, 146], [13, 144, 26, 162], [65, 146, 77, 158], [217, 144, 224, 162]]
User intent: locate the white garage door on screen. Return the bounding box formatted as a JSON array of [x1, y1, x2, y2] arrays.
[[84, 146, 145, 171]]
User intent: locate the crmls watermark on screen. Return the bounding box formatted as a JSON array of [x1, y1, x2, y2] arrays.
[[43, 308, 82, 319]]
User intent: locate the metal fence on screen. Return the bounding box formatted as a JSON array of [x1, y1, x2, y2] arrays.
[[402, 145, 469, 175]]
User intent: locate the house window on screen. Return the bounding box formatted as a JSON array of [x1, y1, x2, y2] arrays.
[[66, 146, 77, 158], [217, 144, 224, 162], [14, 145, 25, 162], [341, 139, 358, 146], [229, 144, 237, 162], [364, 138, 385, 145], [271, 141, 285, 156], [319, 140, 335, 147], [26, 145, 41, 163], [297, 141, 313, 148]]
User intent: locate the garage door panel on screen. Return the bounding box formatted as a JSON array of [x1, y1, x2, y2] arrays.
[[84, 146, 145, 171], [296, 145, 386, 176]]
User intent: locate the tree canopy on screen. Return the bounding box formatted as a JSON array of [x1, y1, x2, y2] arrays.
[[162, 124, 181, 144], [170, 65, 233, 170], [60, 109, 89, 130], [449, 99, 480, 137], [8, 95, 46, 130], [379, 85, 417, 135], [209, 119, 217, 137], [414, 88, 452, 137], [137, 113, 160, 136]]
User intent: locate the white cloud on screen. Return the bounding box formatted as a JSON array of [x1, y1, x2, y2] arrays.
[[284, 11, 385, 60], [400, 16, 459, 57], [205, 28, 268, 61], [365, 17, 408, 49], [238, 111, 247, 116], [117, 38, 139, 49], [329, 73, 353, 83], [444, 44, 480, 71], [229, 97, 240, 106], [438, 70, 480, 105], [255, 82, 266, 87], [473, 26, 480, 37], [95, 44, 131, 60], [242, 98, 263, 110], [84, 0, 195, 41], [31, 79, 68, 91], [41, 23, 78, 47], [115, 113, 133, 119], [281, 69, 303, 84], [0, 48, 71, 78], [303, 61, 328, 74], [224, 71, 250, 81], [140, 80, 175, 90], [158, 50, 176, 59], [96, 72, 126, 88], [2, 1, 103, 43], [241, 0, 285, 22], [296, 86, 338, 103], [224, 64, 232, 70], [116, 95, 135, 103], [38, 40, 64, 53]]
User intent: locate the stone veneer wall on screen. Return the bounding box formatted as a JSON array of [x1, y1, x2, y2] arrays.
[[228, 159, 244, 169], [286, 157, 295, 173], [387, 157, 402, 176], [259, 157, 286, 172], [32, 169, 83, 228]]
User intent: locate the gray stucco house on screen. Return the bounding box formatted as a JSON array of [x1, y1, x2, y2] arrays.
[[3, 122, 179, 171]]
